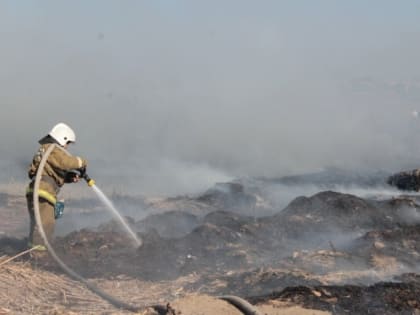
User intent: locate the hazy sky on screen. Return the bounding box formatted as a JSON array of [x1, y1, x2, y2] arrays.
[[1, 1, 420, 195]]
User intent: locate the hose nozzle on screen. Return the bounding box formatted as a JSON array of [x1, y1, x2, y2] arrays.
[[82, 173, 95, 187]]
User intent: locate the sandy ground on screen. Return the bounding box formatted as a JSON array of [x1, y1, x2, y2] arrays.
[[168, 295, 330, 315]]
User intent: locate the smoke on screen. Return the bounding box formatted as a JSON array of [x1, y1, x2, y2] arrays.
[[2, 2, 420, 195], [396, 205, 420, 225]]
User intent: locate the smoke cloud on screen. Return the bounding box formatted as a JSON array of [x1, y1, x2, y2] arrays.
[[1, 1, 420, 195]]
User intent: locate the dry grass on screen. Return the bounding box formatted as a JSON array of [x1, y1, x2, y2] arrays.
[[0, 259, 124, 314], [0, 256, 201, 315]]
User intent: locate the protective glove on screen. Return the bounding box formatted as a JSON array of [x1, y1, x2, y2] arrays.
[[65, 170, 80, 183]]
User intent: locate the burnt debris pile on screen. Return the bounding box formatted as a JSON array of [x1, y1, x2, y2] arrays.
[[249, 278, 420, 315], [27, 187, 420, 284], [2, 171, 420, 314], [387, 169, 420, 191]]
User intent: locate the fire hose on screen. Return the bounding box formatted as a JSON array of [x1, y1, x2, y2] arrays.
[[33, 143, 164, 313], [32, 143, 261, 315]]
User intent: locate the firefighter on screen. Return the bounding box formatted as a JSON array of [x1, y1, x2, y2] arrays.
[[26, 123, 88, 255]]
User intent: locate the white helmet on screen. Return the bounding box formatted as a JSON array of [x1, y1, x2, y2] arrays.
[[49, 123, 76, 146]]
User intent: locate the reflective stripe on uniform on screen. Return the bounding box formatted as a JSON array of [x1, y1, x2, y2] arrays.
[[26, 187, 57, 205]]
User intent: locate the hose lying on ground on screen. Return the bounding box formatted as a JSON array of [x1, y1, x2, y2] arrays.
[[219, 295, 262, 315], [33, 144, 261, 315]]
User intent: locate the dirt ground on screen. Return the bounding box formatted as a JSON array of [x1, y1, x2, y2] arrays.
[[168, 295, 330, 315]]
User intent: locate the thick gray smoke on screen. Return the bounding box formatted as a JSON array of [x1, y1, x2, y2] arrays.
[[1, 2, 420, 195]]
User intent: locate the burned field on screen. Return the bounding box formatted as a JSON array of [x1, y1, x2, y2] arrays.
[[1, 174, 420, 314]]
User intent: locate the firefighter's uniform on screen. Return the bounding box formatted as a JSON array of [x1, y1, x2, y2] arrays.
[[26, 123, 87, 250]]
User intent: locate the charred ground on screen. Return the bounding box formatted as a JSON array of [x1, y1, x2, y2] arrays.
[[1, 170, 420, 314]]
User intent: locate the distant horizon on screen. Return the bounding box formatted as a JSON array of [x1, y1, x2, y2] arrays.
[[1, 1, 420, 195]]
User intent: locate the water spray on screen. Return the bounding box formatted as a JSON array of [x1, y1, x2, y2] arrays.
[[90, 184, 142, 247], [78, 167, 142, 247]]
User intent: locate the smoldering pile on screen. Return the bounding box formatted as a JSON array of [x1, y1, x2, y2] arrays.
[[2, 170, 420, 314], [248, 276, 420, 315], [33, 180, 420, 284]]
